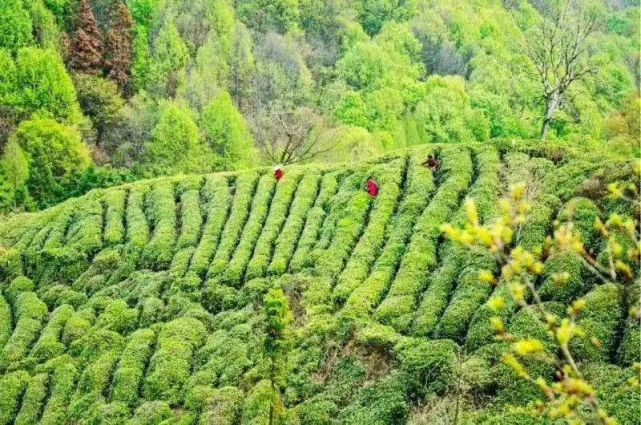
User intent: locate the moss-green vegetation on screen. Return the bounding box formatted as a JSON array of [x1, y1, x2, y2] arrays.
[[0, 144, 636, 424]]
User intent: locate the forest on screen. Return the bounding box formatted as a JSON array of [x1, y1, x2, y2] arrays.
[[0, 0, 638, 211]]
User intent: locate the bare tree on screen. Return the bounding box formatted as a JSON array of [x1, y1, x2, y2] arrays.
[[251, 106, 335, 165], [524, 0, 600, 139]]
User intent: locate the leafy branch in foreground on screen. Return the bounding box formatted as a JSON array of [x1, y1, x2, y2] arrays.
[[441, 161, 641, 425]]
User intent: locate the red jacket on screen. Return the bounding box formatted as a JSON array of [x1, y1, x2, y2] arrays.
[[366, 179, 379, 197], [274, 168, 284, 181]]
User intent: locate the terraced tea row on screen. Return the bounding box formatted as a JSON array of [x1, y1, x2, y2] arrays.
[[0, 144, 638, 424]]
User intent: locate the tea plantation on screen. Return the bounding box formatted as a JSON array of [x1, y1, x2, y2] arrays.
[[0, 143, 638, 424]]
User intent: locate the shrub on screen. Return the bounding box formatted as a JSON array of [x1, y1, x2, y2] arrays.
[[267, 173, 322, 275], [190, 331, 251, 389], [72, 329, 124, 365], [466, 168, 559, 351], [246, 172, 303, 281], [338, 373, 409, 425], [411, 262, 462, 337], [169, 247, 195, 280], [202, 280, 239, 313], [125, 187, 150, 254], [144, 318, 206, 405], [29, 247, 90, 286], [538, 199, 601, 303], [1, 292, 48, 371], [207, 172, 260, 278], [175, 187, 203, 250], [0, 296, 10, 349], [65, 197, 103, 255], [0, 248, 23, 281], [79, 352, 121, 396], [356, 150, 435, 330], [470, 407, 557, 425], [86, 401, 131, 425], [435, 146, 501, 342], [186, 175, 230, 279], [0, 370, 30, 425], [312, 170, 371, 280], [141, 182, 177, 270], [394, 338, 457, 398], [571, 283, 623, 363], [198, 386, 243, 424], [130, 401, 174, 425], [582, 363, 641, 425], [103, 189, 127, 246], [557, 198, 601, 246], [435, 257, 495, 342], [333, 158, 405, 304], [40, 284, 87, 309], [241, 379, 280, 424], [289, 171, 341, 272], [373, 147, 473, 331], [61, 308, 94, 345], [29, 304, 74, 364], [5, 275, 34, 305], [112, 328, 156, 406], [220, 173, 276, 287], [13, 372, 48, 425], [39, 356, 79, 425], [507, 302, 565, 351], [96, 299, 139, 334], [618, 281, 640, 366]]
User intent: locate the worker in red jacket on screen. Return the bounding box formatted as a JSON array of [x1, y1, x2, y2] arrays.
[[365, 179, 379, 197], [423, 154, 440, 173], [274, 165, 285, 181]]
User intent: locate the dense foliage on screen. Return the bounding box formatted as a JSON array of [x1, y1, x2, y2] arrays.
[[0, 0, 638, 212], [0, 142, 637, 424]]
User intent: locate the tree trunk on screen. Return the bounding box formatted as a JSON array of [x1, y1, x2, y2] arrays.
[[541, 91, 560, 140]]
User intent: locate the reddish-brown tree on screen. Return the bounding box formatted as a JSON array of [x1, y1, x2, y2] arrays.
[[69, 0, 103, 74], [104, 2, 134, 91]]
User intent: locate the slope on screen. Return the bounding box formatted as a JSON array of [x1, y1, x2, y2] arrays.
[[0, 143, 638, 424]]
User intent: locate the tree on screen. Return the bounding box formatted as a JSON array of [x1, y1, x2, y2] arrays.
[[0, 138, 29, 208], [104, 2, 134, 91], [144, 101, 213, 174], [248, 33, 319, 164], [14, 47, 82, 123], [129, 0, 163, 29], [29, 0, 61, 50], [73, 73, 125, 146], [263, 286, 292, 425], [0, 0, 34, 53], [0, 49, 18, 147], [101, 93, 157, 167], [230, 22, 255, 109], [414, 75, 490, 144], [201, 91, 256, 170], [524, 0, 600, 139], [10, 118, 92, 207], [69, 0, 104, 74], [237, 0, 300, 33], [131, 27, 152, 92], [147, 17, 190, 97], [253, 106, 334, 165]]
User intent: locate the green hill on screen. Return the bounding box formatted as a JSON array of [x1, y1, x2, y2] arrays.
[[0, 143, 638, 424]]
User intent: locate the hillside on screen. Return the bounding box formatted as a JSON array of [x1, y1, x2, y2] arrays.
[[0, 143, 638, 424]]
